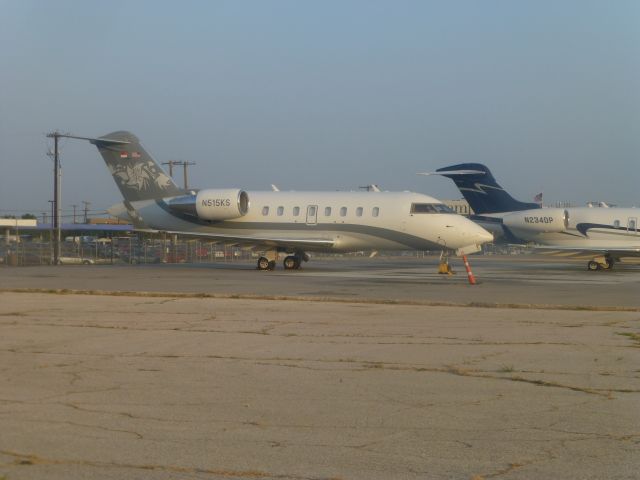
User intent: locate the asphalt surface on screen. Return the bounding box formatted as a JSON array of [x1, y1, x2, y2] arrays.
[[0, 256, 639, 479], [1, 255, 639, 308]]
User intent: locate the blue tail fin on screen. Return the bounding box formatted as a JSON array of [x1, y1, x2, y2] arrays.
[[436, 163, 540, 214]]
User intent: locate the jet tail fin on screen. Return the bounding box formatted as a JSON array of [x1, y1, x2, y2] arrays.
[[90, 131, 183, 202], [422, 163, 541, 214]]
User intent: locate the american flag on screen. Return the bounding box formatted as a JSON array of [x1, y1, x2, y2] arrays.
[[119, 152, 128, 159], [131, 152, 141, 158]]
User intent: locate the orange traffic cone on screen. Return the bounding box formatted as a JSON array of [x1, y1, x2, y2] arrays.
[[462, 255, 476, 285]]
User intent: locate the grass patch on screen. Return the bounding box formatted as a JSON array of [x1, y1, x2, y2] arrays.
[[616, 332, 640, 346], [2, 288, 639, 312]]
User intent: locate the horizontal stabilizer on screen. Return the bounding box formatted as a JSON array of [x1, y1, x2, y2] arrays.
[[417, 170, 486, 176], [58, 134, 131, 146]]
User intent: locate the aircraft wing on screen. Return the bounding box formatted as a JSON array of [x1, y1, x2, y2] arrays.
[[136, 228, 334, 250], [535, 246, 640, 258]]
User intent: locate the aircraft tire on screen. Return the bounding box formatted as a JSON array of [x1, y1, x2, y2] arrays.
[[587, 260, 600, 271], [283, 256, 297, 270], [257, 257, 270, 270]]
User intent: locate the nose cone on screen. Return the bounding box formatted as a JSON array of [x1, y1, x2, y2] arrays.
[[444, 216, 493, 250], [475, 225, 494, 244]]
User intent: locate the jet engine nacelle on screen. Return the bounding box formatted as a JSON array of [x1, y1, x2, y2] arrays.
[[195, 189, 250, 220], [502, 208, 568, 233]]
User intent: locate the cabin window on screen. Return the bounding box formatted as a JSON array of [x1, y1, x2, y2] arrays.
[[340, 207, 347, 217], [410, 203, 454, 214], [356, 207, 363, 217], [324, 207, 332, 216], [629, 219, 637, 231], [613, 219, 620, 228], [262, 206, 269, 216], [293, 206, 300, 216], [372, 207, 379, 217], [277, 206, 284, 216]]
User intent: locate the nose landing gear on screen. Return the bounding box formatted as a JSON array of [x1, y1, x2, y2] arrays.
[[438, 251, 453, 275], [587, 255, 615, 271]]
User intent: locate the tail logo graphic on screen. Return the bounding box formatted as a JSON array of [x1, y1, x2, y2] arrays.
[[106, 159, 175, 194], [458, 183, 505, 195]]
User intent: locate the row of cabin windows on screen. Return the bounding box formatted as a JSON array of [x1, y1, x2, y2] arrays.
[[613, 219, 637, 230], [260, 203, 453, 218], [261, 206, 380, 218]]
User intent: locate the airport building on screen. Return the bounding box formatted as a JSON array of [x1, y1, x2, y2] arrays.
[[1, 218, 38, 244]]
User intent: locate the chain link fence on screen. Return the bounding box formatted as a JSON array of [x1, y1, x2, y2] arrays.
[[1, 236, 256, 267]]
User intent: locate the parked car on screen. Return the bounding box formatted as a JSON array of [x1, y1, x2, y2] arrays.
[[58, 256, 95, 265]]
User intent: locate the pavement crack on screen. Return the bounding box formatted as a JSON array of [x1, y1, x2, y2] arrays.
[[0, 449, 336, 479], [20, 419, 143, 440]]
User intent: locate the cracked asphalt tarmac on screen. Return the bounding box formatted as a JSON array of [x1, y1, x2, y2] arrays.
[[1, 285, 639, 479]]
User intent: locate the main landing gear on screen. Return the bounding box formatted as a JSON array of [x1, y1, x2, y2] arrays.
[[257, 251, 308, 271], [587, 255, 615, 271], [283, 255, 301, 270], [257, 256, 277, 271]]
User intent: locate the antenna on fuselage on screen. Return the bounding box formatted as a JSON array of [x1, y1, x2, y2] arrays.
[[359, 184, 381, 192]]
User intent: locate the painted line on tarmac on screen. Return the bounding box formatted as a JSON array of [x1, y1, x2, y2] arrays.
[[1, 288, 639, 312]]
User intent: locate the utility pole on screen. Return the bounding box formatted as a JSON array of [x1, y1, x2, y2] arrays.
[[162, 160, 195, 189], [41, 212, 47, 224], [82, 201, 91, 223], [162, 160, 179, 178], [71, 204, 78, 224], [46, 132, 62, 265], [182, 161, 196, 189]]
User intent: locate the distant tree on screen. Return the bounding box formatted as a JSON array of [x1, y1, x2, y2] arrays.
[[21, 213, 37, 219], [2, 215, 16, 219]]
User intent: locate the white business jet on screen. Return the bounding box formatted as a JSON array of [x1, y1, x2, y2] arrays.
[[68, 131, 492, 270]]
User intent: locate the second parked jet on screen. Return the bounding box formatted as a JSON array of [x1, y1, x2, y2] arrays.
[[422, 163, 640, 270]]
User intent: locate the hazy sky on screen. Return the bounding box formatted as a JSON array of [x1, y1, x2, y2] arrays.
[[1, 0, 639, 219]]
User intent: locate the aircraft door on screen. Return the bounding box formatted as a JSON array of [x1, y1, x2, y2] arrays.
[[306, 205, 318, 225], [628, 217, 637, 234]]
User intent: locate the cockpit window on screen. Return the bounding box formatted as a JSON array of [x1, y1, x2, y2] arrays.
[[410, 203, 454, 214]]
